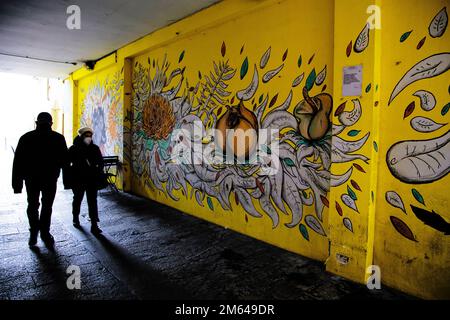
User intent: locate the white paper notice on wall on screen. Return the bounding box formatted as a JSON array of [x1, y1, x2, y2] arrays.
[[342, 65, 363, 96]]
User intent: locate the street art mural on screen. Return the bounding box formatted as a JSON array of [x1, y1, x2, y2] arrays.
[[383, 6, 449, 240], [329, 17, 375, 237], [80, 70, 124, 159], [130, 40, 369, 240], [69, 0, 449, 299]]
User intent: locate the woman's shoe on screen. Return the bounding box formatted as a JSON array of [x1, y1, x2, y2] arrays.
[[73, 217, 81, 229], [91, 224, 103, 235], [40, 232, 55, 246]]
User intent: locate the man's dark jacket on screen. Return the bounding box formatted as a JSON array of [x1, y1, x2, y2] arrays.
[[12, 127, 69, 192], [68, 136, 104, 187]]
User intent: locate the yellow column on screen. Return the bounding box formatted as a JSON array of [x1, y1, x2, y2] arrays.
[[70, 76, 79, 139], [326, 0, 381, 284]]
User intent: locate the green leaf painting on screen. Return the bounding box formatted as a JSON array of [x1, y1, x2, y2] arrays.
[[299, 224, 309, 241], [240, 57, 249, 80], [412, 188, 425, 205], [305, 68, 316, 91], [207, 197, 214, 211], [347, 130, 360, 137], [283, 158, 295, 167], [400, 30, 413, 42], [347, 186, 357, 201], [441, 103, 450, 116], [178, 50, 185, 63]]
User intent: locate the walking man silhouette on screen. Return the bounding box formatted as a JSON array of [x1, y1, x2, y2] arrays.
[[12, 112, 69, 247]]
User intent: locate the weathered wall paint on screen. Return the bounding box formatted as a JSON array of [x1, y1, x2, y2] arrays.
[[71, 0, 450, 298]]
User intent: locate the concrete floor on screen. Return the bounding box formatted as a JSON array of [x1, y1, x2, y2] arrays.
[[0, 181, 415, 300]]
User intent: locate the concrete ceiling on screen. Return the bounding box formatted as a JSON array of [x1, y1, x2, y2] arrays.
[[0, 0, 220, 79]]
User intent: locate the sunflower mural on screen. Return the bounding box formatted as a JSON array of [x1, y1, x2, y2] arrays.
[[80, 71, 124, 159], [130, 43, 368, 239]]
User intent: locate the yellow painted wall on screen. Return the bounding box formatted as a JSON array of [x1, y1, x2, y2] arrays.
[[129, 0, 335, 262], [70, 0, 450, 299], [327, 0, 380, 285], [76, 61, 124, 189], [374, 0, 450, 299]]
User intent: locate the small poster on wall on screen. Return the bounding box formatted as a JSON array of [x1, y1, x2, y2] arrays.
[[342, 65, 363, 96]]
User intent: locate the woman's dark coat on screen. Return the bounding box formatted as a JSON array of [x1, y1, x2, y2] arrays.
[[67, 136, 103, 188]]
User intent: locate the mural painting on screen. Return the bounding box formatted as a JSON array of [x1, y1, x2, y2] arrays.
[[384, 6, 449, 240], [130, 41, 368, 240], [80, 70, 124, 159], [69, 0, 450, 299], [330, 15, 374, 237]]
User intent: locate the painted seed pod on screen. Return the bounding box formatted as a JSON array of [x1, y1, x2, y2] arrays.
[[293, 87, 333, 141], [216, 100, 258, 159]]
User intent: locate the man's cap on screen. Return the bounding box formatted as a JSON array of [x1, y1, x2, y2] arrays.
[[78, 127, 94, 136], [36, 112, 52, 123]]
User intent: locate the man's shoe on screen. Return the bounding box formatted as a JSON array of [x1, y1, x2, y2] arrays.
[[28, 229, 38, 247], [73, 217, 81, 229], [91, 225, 103, 235], [40, 233, 55, 246]]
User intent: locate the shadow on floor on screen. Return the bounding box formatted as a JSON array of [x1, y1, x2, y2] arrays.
[[77, 226, 192, 300], [29, 245, 79, 299]]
